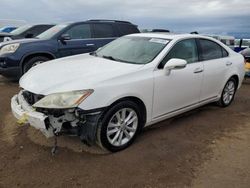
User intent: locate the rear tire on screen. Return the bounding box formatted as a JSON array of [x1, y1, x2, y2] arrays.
[[97, 101, 143, 152], [23, 56, 50, 74], [217, 77, 237, 107]]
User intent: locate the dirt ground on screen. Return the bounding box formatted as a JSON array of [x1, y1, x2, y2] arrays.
[[0, 75, 250, 188]]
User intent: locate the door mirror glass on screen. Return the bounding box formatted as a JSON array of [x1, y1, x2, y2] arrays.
[[60, 34, 71, 41], [164, 58, 187, 70]]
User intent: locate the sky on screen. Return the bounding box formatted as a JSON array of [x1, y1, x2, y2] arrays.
[[0, 0, 250, 38]]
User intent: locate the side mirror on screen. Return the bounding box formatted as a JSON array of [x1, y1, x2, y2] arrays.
[[60, 34, 71, 41], [164, 58, 187, 70], [164, 58, 187, 75], [25, 32, 34, 38]]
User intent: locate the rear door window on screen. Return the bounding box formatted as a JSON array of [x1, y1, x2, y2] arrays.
[[199, 39, 223, 61], [92, 24, 115, 38], [222, 48, 229, 57]]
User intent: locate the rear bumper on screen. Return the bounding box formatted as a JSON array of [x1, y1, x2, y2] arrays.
[[11, 91, 54, 137]]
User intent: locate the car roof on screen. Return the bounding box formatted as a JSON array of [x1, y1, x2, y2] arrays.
[[206, 34, 235, 40], [127, 33, 214, 40], [0, 26, 16, 29], [19, 24, 55, 27], [62, 20, 136, 26], [30, 24, 55, 26]]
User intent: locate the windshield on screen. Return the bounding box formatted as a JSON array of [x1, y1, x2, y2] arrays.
[[95, 36, 169, 64], [10, 25, 32, 35], [36, 24, 68, 40]]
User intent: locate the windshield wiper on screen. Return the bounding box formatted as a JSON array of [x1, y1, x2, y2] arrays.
[[102, 55, 136, 64], [102, 55, 116, 61], [89, 51, 97, 56]]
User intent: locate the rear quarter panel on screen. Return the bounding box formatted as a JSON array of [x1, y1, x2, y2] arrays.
[[227, 51, 245, 89], [216, 44, 245, 92]]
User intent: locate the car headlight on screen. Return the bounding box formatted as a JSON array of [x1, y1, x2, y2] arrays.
[[0, 43, 20, 55], [33, 90, 94, 109]]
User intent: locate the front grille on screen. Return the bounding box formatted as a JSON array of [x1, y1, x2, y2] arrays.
[[23, 90, 44, 105]]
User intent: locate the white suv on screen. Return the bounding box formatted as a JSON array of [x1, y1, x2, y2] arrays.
[[11, 33, 245, 152]]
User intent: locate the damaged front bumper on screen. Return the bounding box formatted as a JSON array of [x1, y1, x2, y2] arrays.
[[11, 91, 52, 137], [11, 90, 103, 145]]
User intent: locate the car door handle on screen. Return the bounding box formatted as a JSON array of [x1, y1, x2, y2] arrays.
[[226, 61, 232, 66], [193, 68, 203, 74], [86, 43, 95, 46]]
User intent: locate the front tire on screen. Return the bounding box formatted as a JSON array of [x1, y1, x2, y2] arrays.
[[217, 77, 237, 107], [97, 101, 143, 152]]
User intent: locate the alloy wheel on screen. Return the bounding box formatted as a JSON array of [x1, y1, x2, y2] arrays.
[[222, 80, 235, 105], [106, 108, 138, 147]]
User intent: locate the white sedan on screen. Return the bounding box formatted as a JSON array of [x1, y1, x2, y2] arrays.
[[11, 33, 245, 152]]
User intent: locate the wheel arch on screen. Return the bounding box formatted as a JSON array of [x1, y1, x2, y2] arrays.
[[217, 74, 240, 107], [20, 52, 56, 74], [230, 74, 239, 89], [219, 74, 240, 98], [106, 96, 147, 127]]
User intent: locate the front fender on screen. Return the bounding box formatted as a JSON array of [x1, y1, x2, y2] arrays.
[[78, 77, 154, 123], [19, 41, 58, 67]]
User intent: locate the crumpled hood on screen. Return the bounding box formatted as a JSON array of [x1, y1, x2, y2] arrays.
[[20, 54, 143, 95]]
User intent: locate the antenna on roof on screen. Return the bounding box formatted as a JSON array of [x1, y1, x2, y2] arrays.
[[190, 31, 199, 34]]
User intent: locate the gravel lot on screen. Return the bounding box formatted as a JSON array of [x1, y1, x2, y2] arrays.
[[0, 75, 250, 188]]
